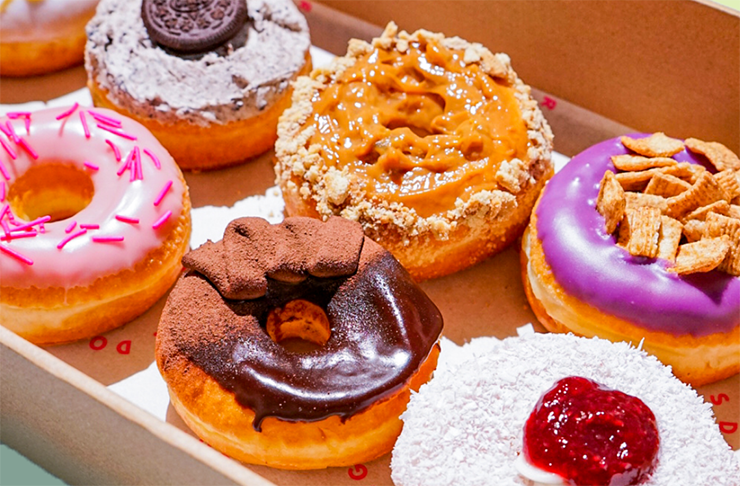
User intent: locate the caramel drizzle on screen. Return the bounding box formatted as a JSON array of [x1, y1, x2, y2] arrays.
[[308, 39, 530, 217]]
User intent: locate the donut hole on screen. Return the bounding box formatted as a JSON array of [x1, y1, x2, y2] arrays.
[[8, 164, 94, 222], [266, 299, 331, 353]]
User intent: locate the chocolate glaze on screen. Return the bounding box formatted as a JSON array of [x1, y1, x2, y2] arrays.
[[536, 135, 739, 337], [159, 217, 443, 430]]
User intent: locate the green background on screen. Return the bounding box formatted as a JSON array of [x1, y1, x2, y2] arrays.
[[1, 0, 739, 484]]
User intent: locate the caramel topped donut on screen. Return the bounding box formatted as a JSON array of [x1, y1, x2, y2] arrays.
[[157, 216, 443, 468], [277, 23, 553, 279]]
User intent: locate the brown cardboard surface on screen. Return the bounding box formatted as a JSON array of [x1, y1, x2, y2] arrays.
[[1, 1, 739, 485]]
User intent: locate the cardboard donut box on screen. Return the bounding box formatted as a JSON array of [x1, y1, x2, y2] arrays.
[[1, 1, 738, 484]]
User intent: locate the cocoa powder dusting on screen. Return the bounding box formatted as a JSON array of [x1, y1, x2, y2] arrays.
[[182, 216, 364, 299], [158, 216, 443, 430]]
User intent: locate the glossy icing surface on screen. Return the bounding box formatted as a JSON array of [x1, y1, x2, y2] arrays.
[[536, 135, 739, 336], [306, 38, 529, 217], [159, 221, 443, 430], [0, 106, 185, 289]]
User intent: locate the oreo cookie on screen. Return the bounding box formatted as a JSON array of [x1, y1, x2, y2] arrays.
[[142, 0, 248, 54]]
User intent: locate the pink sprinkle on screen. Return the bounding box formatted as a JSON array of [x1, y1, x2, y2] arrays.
[[88, 110, 122, 128], [0, 138, 16, 160], [135, 147, 143, 180], [96, 124, 137, 141], [9, 219, 21, 226], [5, 121, 19, 143], [1, 229, 37, 241], [65, 221, 77, 233], [105, 139, 121, 162], [80, 111, 90, 139], [143, 148, 161, 170], [0, 244, 33, 265], [0, 123, 9, 139], [84, 161, 100, 171], [6, 112, 30, 119], [115, 215, 139, 224], [0, 203, 9, 221], [57, 229, 87, 249], [1, 220, 10, 236], [18, 138, 38, 160], [55, 103, 79, 120], [24, 115, 30, 135], [153, 180, 173, 206], [92, 235, 124, 243], [38, 222, 45, 234], [79, 223, 100, 230], [0, 159, 10, 181], [118, 149, 134, 176], [0, 181, 5, 202], [152, 210, 172, 230], [12, 215, 51, 232]]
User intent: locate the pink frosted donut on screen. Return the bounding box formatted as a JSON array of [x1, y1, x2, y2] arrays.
[[0, 105, 191, 345]]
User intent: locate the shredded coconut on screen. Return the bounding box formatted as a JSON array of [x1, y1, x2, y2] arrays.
[[392, 332, 740, 486]]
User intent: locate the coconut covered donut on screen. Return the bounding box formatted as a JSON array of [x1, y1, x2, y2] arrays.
[[0, 105, 191, 345], [0, 0, 99, 77], [156, 216, 443, 469], [85, 0, 311, 170], [276, 22, 553, 280], [391, 330, 740, 486], [522, 133, 740, 386]]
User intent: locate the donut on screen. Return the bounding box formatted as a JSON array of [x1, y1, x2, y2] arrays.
[[156, 216, 443, 469], [275, 22, 553, 280], [0, 0, 98, 77], [521, 133, 740, 386], [0, 105, 191, 345], [391, 330, 740, 486], [85, 0, 312, 170]]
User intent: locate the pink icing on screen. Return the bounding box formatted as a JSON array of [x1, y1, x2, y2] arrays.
[[0, 106, 185, 289]]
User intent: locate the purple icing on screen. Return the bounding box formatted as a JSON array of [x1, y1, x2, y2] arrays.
[[536, 135, 739, 337]]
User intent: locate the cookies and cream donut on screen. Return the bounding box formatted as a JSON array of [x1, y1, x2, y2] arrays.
[[85, 0, 311, 170], [276, 22, 553, 280], [0, 0, 99, 77], [0, 105, 191, 345], [521, 134, 740, 386], [156, 216, 443, 469], [391, 331, 740, 486]]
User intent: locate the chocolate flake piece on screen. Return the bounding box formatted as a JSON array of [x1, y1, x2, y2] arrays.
[[625, 207, 661, 258], [621, 133, 684, 158], [685, 138, 740, 171], [142, 0, 248, 54], [657, 216, 683, 262], [704, 213, 740, 276], [596, 171, 626, 234], [611, 154, 677, 172], [644, 173, 691, 198], [671, 236, 731, 275]]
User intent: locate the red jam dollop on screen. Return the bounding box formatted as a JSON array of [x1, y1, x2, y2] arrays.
[[522, 376, 659, 486]]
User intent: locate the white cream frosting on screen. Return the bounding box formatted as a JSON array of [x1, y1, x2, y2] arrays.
[[85, 0, 310, 126]]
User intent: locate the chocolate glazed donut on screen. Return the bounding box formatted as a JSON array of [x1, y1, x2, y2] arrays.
[[156, 216, 443, 469]]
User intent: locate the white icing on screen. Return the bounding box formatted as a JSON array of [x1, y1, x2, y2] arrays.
[[85, 0, 310, 126], [513, 455, 566, 486], [391, 332, 740, 486]]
